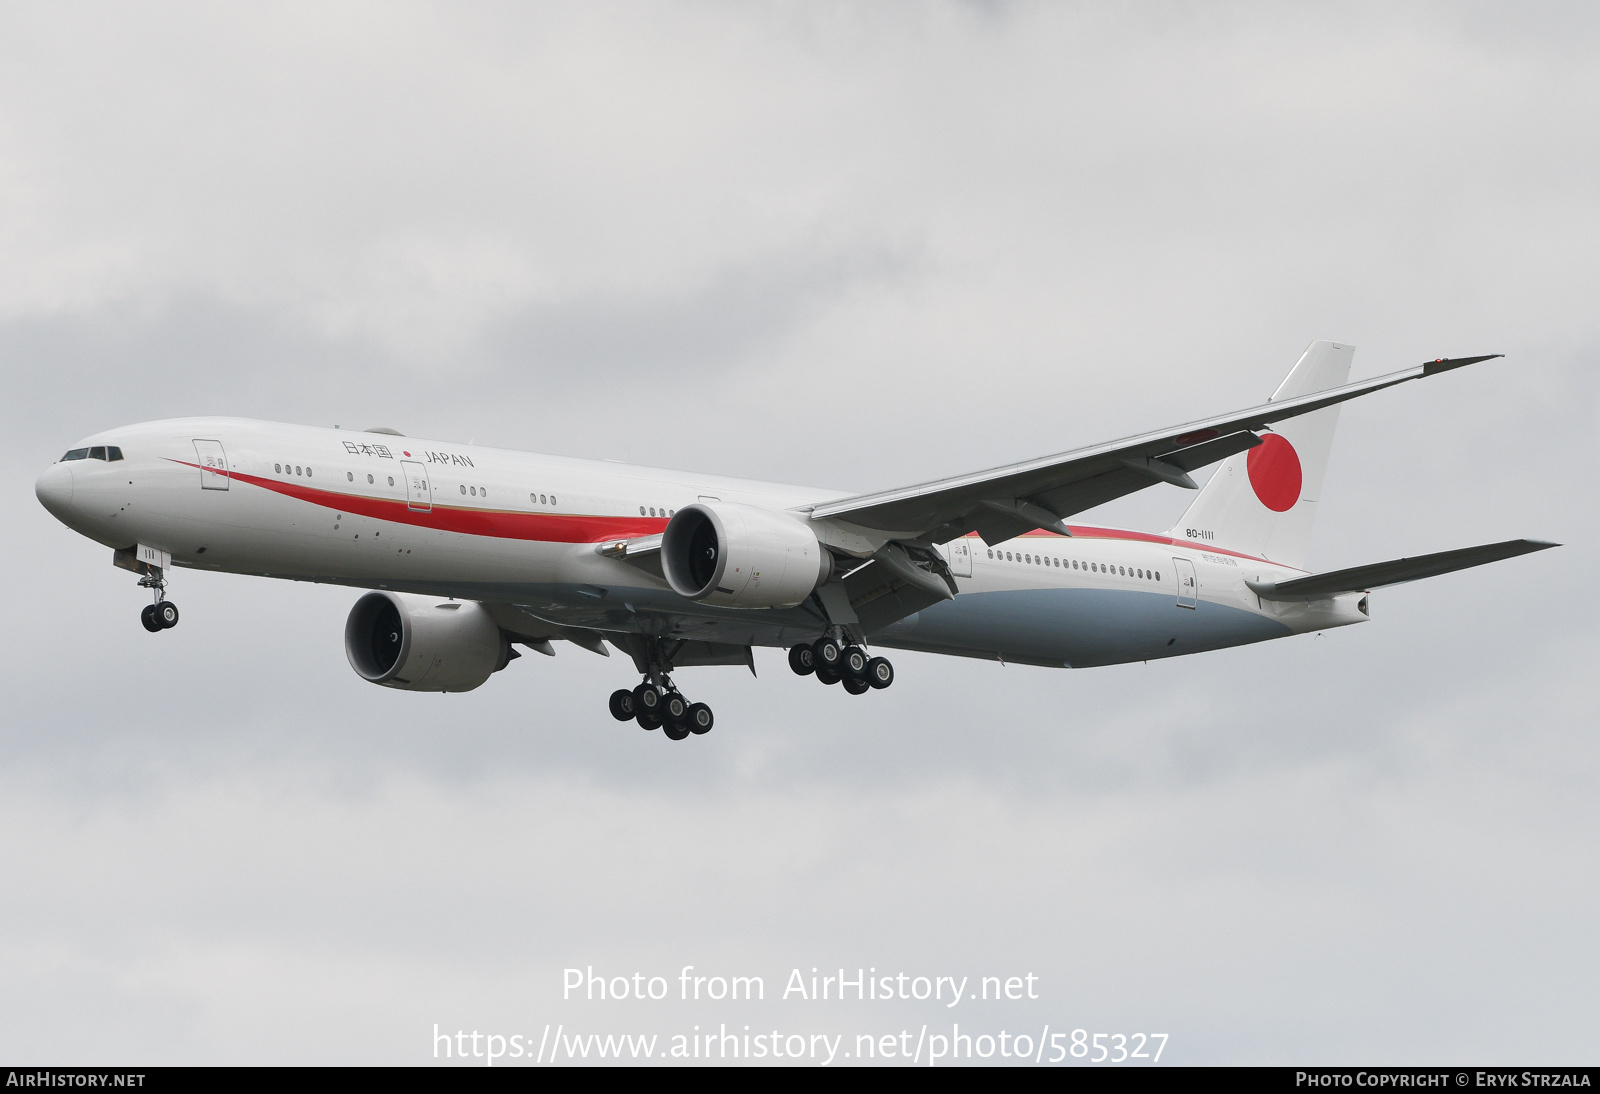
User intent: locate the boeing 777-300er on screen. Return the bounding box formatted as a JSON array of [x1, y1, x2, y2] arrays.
[[36, 342, 1555, 740]]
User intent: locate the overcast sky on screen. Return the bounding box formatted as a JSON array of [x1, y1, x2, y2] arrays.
[[2, 1, 1596, 1066]]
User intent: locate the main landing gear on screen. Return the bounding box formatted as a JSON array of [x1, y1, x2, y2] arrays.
[[788, 636, 894, 695], [608, 681, 713, 742], [138, 571, 180, 633], [604, 635, 716, 741]]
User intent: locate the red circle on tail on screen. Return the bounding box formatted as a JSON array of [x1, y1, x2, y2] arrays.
[[1247, 434, 1302, 512]]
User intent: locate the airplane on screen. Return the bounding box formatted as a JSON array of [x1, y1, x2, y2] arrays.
[[34, 341, 1555, 741]]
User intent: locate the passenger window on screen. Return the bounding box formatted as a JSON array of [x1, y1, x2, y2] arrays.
[[460, 485, 467, 494], [347, 471, 353, 481], [306, 468, 313, 477], [388, 476, 394, 487], [530, 493, 537, 504], [470, 486, 477, 496], [639, 506, 646, 515], [541, 494, 547, 504], [367, 474, 374, 484], [987, 549, 994, 558], [296, 466, 302, 475], [552, 497, 557, 506], [275, 463, 282, 473]]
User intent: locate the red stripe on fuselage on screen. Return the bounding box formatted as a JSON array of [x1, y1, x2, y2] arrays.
[[965, 527, 1302, 570], [169, 460, 669, 542], [172, 460, 1302, 569]]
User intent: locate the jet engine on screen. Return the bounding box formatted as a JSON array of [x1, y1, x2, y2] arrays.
[[661, 501, 833, 609], [344, 591, 513, 692]]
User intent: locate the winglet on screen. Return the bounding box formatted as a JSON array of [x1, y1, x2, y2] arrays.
[[1422, 354, 1503, 376]]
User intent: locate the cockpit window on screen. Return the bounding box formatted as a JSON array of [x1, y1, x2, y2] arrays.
[[60, 446, 123, 462]]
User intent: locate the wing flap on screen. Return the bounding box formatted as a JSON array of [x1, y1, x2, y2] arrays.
[[1246, 538, 1557, 601]]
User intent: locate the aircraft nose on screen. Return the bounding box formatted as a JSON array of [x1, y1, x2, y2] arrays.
[[35, 462, 75, 522]]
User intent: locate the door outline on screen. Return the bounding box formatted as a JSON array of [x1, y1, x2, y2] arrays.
[[193, 439, 229, 490], [945, 537, 973, 578], [1173, 557, 1198, 609], [401, 460, 432, 512]]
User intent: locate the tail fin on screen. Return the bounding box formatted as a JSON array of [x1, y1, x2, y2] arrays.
[[1166, 340, 1354, 569]]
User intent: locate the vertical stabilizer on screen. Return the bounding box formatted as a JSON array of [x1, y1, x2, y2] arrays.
[[1166, 341, 1353, 569]]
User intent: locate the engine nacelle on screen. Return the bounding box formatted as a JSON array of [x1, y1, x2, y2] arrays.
[[661, 501, 832, 608], [344, 591, 512, 692]]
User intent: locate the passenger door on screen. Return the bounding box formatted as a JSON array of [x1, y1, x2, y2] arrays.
[[401, 460, 431, 512], [944, 537, 973, 578], [1173, 557, 1198, 609], [192, 439, 229, 490]]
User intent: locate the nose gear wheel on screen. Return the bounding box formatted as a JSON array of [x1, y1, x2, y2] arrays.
[[135, 565, 179, 631]]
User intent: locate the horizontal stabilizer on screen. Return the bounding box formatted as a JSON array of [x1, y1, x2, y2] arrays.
[[1423, 353, 1503, 376], [1246, 538, 1557, 601]]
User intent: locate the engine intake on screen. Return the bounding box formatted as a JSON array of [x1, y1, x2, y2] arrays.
[[661, 501, 832, 609], [344, 591, 512, 692]]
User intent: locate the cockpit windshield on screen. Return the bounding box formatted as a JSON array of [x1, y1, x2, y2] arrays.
[[60, 446, 122, 462]]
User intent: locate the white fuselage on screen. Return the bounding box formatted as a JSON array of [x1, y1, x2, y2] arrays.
[[35, 417, 1367, 669]]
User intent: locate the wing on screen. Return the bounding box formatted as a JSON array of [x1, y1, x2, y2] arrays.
[[595, 532, 663, 579], [807, 355, 1502, 545], [1246, 539, 1557, 602]]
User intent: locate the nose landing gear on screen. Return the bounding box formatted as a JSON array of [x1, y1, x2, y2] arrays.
[[137, 570, 179, 632], [140, 600, 180, 632]]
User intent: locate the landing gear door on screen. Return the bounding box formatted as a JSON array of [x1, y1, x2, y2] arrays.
[[944, 537, 973, 578], [1173, 556, 1198, 609], [401, 460, 431, 512], [193, 439, 229, 489]]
